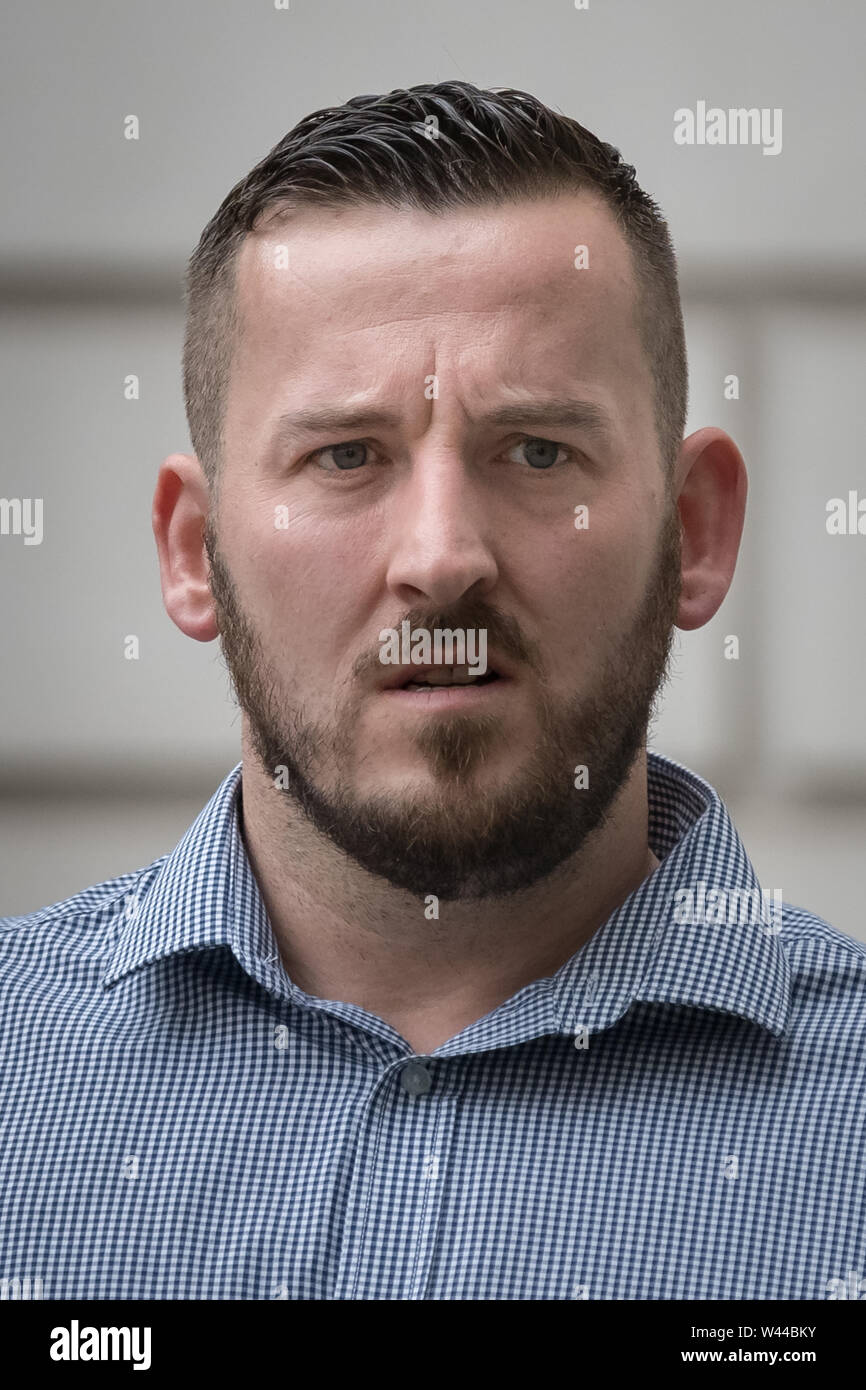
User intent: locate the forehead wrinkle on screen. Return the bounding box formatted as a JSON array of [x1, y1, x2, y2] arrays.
[[329, 305, 502, 339]]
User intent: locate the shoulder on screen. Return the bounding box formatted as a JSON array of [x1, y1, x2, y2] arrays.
[[779, 900, 866, 966], [777, 901, 866, 1027], [0, 857, 168, 965]]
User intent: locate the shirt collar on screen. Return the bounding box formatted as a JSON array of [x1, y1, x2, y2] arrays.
[[101, 763, 278, 996], [101, 754, 791, 1041], [547, 753, 791, 1043]]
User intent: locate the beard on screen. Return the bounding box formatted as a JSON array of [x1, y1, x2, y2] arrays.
[[204, 501, 682, 901]]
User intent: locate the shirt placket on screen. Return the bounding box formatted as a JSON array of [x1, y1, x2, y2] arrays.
[[332, 1055, 458, 1300]]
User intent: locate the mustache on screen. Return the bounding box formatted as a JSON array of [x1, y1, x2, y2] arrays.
[[351, 597, 541, 684], [204, 525, 539, 682]]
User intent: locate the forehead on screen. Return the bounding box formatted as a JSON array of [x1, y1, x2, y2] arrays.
[[227, 192, 651, 439]]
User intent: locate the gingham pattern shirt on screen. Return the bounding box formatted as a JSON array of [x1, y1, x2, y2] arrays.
[[1, 752, 864, 1301]]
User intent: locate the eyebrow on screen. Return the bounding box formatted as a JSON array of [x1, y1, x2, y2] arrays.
[[271, 396, 615, 446]]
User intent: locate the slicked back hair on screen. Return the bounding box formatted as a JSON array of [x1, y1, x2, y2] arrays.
[[182, 81, 688, 495]]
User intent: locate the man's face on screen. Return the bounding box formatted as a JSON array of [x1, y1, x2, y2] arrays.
[[206, 193, 682, 899]]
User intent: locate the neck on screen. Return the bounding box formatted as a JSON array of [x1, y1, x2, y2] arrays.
[[238, 733, 659, 1054]]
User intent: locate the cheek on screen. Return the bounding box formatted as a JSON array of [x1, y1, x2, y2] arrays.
[[225, 490, 332, 599], [526, 512, 656, 673], [223, 507, 376, 685]]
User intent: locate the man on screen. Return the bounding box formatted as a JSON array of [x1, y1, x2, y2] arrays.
[[1, 81, 863, 1301]]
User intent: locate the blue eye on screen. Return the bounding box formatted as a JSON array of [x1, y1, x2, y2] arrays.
[[315, 441, 369, 471], [505, 437, 575, 469], [307, 435, 576, 474], [519, 438, 562, 469]]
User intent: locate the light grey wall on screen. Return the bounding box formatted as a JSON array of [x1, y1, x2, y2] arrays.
[[2, 1, 864, 937]]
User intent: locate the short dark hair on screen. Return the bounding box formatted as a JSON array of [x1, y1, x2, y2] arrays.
[[183, 80, 687, 491]]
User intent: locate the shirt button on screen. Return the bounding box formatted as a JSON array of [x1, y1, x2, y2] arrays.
[[401, 1060, 432, 1096]]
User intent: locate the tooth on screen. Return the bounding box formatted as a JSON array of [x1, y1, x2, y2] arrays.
[[413, 665, 479, 686]]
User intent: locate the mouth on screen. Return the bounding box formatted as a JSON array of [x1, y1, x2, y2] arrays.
[[400, 665, 501, 691], [379, 662, 512, 707]]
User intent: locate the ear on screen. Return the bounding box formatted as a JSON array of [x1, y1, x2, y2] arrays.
[[152, 453, 219, 641], [673, 427, 748, 631]]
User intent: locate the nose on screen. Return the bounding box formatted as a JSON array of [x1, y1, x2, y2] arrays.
[[384, 452, 499, 609]]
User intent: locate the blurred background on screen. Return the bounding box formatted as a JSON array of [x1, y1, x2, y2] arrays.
[[1, 1, 864, 937]]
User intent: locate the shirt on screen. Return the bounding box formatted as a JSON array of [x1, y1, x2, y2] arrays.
[[1, 752, 864, 1301]]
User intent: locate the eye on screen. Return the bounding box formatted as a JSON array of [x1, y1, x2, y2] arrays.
[[309, 440, 373, 472], [505, 436, 575, 470]]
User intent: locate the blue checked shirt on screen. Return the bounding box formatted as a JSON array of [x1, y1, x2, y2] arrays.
[[1, 752, 864, 1301]]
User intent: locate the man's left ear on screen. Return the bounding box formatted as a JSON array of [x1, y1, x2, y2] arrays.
[[673, 427, 748, 631]]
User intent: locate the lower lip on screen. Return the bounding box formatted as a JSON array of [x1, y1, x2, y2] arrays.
[[381, 678, 512, 709]]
